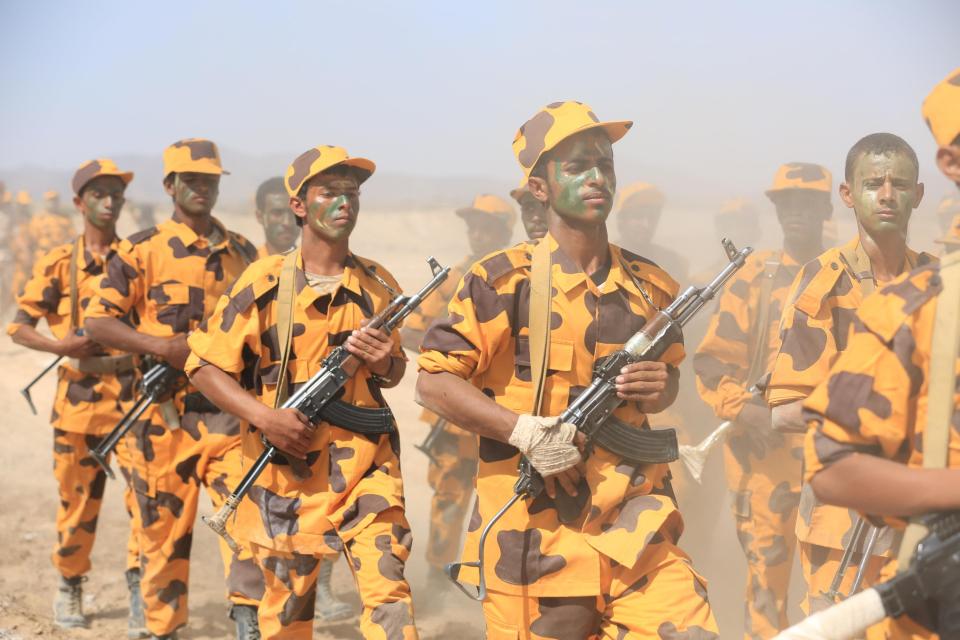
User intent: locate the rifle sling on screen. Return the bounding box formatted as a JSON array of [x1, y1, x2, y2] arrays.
[[529, 237, 552, 416], [69, 236, 82, 331], [897, 251, 960, 570]]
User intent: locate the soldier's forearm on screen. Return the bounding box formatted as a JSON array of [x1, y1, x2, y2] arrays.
[[415, 370, 517, 442], [810, 454, 960, 516], [10, 324, 62, 355], [85, 316, 168, 358], [771, 399, 806, 433], [189, 363, 268, 426]]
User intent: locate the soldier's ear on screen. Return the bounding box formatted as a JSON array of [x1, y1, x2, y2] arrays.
[[72, 194, 83, 212], [289, 196, 307, 223], [838, 182, 855, 209], [527, 176, 549, 205], [936, 146, 960, 185], [912, 182, 925, 210]]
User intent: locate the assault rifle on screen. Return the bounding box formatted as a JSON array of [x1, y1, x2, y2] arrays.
[[773, 511, 960, 639], [446, 238, 753, 601], [90, 361, 183, 479], [204, 257, 450, 552], [415, 416, 448, 465]]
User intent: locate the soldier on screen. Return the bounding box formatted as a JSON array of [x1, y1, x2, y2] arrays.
[[84, 139, 264, 640], [401, 194, 515, 597], [510, 182, 549, 240], [615, 181, 689, 282], [186, 145, 418, 639], [801, 67, 960, 640], [11, 190, 34, 298], [935, 195, 960, 255], [417, 101, 718, 638], [254, 176, 299, 258], [693, 163, 832, 638], [765, 134, 936, 616], [690, 198, 762, 286], [6, 160, 145, 635], [27, 190, 77, 264]]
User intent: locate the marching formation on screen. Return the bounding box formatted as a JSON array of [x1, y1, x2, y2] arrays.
[[3, 67, 959, 640]]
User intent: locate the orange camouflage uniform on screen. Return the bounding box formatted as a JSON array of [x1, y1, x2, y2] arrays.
[[6, 236, 140, 579], [185, 251, 417, 640], [803, 258, 960, 639], [405, 258, 480, 570], [418, 234, 717, 639], [767, 237, 935, 614], [85, 217, 265, 636], [694, 249, 804, 639]]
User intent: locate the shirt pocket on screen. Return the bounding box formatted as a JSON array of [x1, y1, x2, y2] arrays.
[[513, 335, 575, 382], [150, 282, 194, 333]]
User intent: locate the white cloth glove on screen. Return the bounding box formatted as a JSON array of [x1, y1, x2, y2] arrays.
[[508, 414, 581, 476]]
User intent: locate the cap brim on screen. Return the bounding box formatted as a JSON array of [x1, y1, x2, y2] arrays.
[[339, 157, 376, 184], [765, 186, 830, 198], [570, 120, 633, 146]]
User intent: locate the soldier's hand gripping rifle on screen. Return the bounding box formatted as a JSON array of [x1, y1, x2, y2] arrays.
[[415, 416, 448, 465], [20, 329, 86, 414], [204, 257, 451, 552], [446, 238, 753, 601], [89, 361, 183, 479], [773, 510, 960, 640]]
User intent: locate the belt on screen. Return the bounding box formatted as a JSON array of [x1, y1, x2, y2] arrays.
[[320, 399, 395, 435], [183, 392, 220, 414], [69, 354, 136, 375]]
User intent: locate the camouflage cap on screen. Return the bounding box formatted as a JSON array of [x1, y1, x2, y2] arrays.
[[509, 178, 532, 204], [456, 194, 516, 230], [16, 190, 31, 205], [162, 138, 229, 178], [922, 68, 960, 147], [615, 182, 665, 213], [936, 213, 960, 246], [717, 197, 758, 218], [43, 190, 58, 200], [512, 101, 632, 179], [71, 158, 134, 195], [284, 145, 375, 197], [938, 195, 960, 217], [765, 162, 832, 197]]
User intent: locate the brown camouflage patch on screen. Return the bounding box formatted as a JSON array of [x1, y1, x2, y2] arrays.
[[71, 160, 102, 194], [517, 110, 556, 169], [784, 163, 825, 183], [328, 443, 354, 493], [657, 622, 720, 640], [529, 596, 599, 639], [369, 600, 413, 640], [249, 486, 301, 538], [779, 310, 827, 372], [286, 147, 323, 195], [340, 494, 390, 531], [172, 139, 217, 161], [493, 529, 567, 585]]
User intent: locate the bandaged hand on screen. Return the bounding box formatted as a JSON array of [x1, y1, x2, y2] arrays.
[[508, 414, 581, 476]]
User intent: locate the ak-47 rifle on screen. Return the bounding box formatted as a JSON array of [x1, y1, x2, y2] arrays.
[[774, 511, 960, 640], [415, 416, 449, 465], [89, 361, 184, 479], [446, 238, 753, 601], [204, 257, 451, 552]]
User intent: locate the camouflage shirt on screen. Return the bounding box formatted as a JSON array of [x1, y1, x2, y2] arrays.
[[418, 233, 685, 596], [7, 236, 136, 433], [185, 251, 407, 554], [803, 259, 960, 530]]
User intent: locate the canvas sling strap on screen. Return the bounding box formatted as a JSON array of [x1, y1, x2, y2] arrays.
[[67, 236, 135, 374], [896, 251, 960, 570], [527, 239, 676, 464], [272, 250, 394, 433], [744, 257, 782, 387]]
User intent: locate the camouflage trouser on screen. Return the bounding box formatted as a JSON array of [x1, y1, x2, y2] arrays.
[[52, 429, 140, 578], [799, 542, 887, 634], [480, 539, 718, 639], [251, 506, 417, 640], [128, 410, 264, 636], [425, 425, 477, 569], [722, 430, 803, 639]]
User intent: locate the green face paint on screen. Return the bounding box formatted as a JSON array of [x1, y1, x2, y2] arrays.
[[79, 176, 125, 230], [260, 192, 299, 252], [302, 173, 361, 242], [545, 130, 616, 224], [172, 172, 219, 217], [848, 152, 920, 239]]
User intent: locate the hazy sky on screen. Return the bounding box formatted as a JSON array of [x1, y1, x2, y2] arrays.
[[2, 0, 958, 199]]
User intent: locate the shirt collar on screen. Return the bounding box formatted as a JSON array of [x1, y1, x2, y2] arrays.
[[77, 234, 121, 273], [292, 250, 371, 308], [160, 215, 231, 251]]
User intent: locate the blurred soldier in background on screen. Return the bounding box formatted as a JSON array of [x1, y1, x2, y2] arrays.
[[936, 195, 960, 255], [615, 181, 689, 282], [694, 163, 830, 638], [11, 190, 34, 299], [254, 176, 299, 258], [402, 194, 515, 599], [691, 198, 761, 285], [510, 181, 548, 240], [26, 190, 77, 264]]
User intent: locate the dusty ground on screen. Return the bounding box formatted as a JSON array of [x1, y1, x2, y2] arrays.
[[0, 204, 837, 639]]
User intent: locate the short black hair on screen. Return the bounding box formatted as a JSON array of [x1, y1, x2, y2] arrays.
[[255, 177, 286, 211], [844, 132, 919, 182]]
